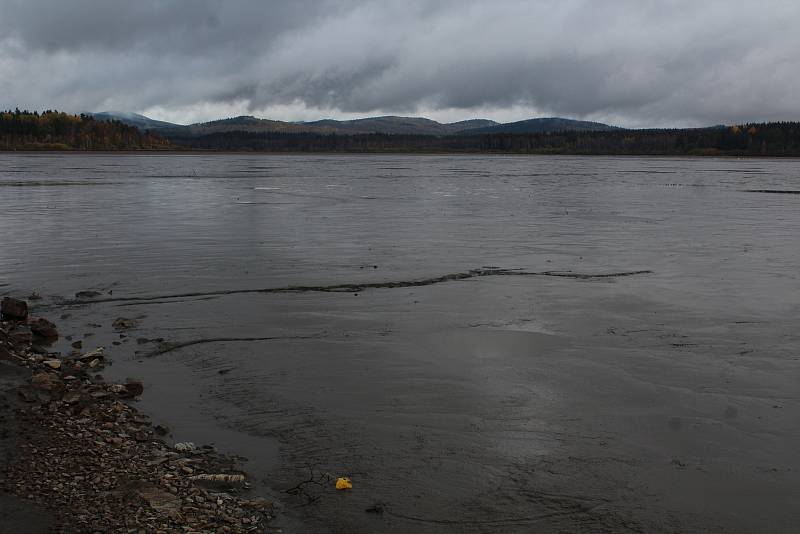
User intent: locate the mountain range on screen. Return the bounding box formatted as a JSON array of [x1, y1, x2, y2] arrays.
[[88, 112, 619, 136]]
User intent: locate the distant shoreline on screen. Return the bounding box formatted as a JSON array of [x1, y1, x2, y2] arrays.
[[2, 149, 799, 158]]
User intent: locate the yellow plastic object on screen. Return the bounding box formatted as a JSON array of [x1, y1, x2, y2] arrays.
[[335, 477, 353, 490]]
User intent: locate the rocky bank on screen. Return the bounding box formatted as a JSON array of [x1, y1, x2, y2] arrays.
[[0, 296, 276, 533]]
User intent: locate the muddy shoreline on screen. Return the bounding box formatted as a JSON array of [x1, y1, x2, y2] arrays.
[[0, 297, 276, 532]]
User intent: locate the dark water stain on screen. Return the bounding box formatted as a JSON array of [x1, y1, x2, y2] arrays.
[[742, 189, 800, 194]]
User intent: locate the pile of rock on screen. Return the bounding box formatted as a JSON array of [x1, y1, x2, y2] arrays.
[[1, 297, 275, 532]]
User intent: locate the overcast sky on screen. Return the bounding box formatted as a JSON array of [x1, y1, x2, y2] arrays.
[[2, 0, 799, 127]]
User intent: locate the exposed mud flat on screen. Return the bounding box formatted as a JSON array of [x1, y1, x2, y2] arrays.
[[2, 154, 800, 532]]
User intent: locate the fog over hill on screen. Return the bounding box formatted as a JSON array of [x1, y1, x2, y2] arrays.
[[465, 117, 622, 135], [87, 112, 180, 131]]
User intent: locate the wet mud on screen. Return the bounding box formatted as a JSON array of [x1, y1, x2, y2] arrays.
[[2, 154, 800, 532]]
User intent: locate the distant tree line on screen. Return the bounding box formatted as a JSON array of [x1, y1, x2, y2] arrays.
[[167, 122, 800, 156], [0, 109, 171, 150], [4, 109, 800, 155]]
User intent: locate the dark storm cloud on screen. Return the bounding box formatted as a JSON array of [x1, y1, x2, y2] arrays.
[[2, 0, 800, 126]]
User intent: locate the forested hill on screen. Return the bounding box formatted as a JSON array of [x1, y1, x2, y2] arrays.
[[0, 110, 171, 150], [168, 122, 800, 156]]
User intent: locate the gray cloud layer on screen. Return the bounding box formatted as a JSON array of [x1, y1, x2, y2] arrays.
[[2, 0, 799, 126]]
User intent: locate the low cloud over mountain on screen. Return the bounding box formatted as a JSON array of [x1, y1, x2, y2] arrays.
[[3, 1, 800, 127]]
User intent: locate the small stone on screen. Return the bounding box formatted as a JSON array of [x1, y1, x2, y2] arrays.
[[247, 497, 271, 512], [62, 391, 82, 404], [43, 359, 61, 370], [112, 317, 138, 330], [134, 431, 152, 442], [17, 387, 37, 402]]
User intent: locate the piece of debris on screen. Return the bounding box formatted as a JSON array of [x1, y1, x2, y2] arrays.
[[365, 503, 385, 514], [335, 477, 353, 490], [74, 290, 102, 299]]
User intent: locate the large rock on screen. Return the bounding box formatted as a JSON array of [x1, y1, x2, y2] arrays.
[[75, 347, 104, 362], [28, 317, 58, 339], [1, 297, 28, 321], [136, 485, 181, 514], [119, 380, 144, 398]]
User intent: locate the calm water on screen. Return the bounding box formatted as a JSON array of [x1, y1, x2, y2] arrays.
[[1, 154, 799, 532]]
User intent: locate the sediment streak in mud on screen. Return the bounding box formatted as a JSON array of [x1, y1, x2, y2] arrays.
[[145, 334, 324, 357], [64, 268, 653, 306]]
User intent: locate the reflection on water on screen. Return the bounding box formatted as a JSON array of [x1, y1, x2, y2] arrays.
[[1, 153, 797, 297]]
